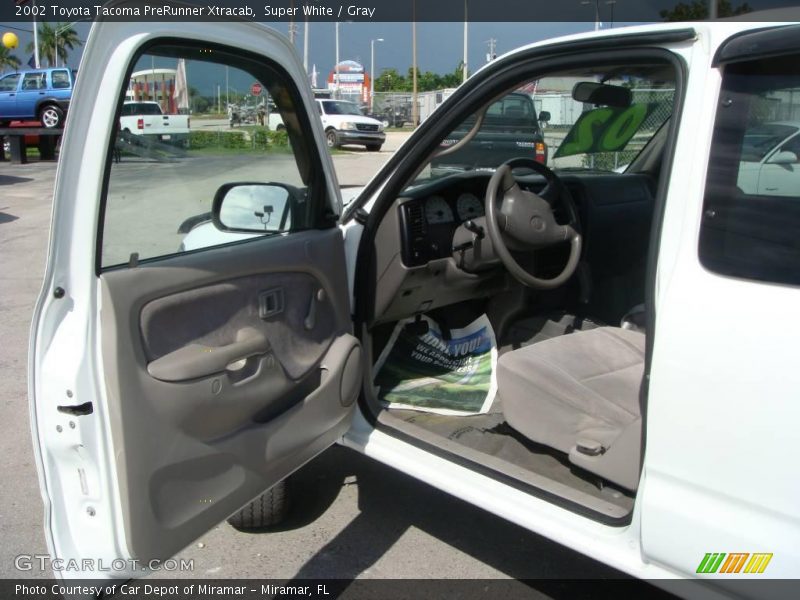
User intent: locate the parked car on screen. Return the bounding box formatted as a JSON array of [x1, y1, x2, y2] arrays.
[[0, 68, 75, 128], [317, 99, 385, 150], [30, 17, 800, 592], [360, 104, 407, 129], [432, 91, 548, 175], [737, 121, 800, 197], [118, 101, 190, 146]]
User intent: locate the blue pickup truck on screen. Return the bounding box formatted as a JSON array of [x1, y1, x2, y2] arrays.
[[0, 68, 75, 129]]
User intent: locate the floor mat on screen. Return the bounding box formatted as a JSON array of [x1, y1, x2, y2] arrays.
[[373, 314, 497, 415]]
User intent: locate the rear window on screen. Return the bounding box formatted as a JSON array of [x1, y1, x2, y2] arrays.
[[699, 52, 800, 286], [50, 70, 71, 89], [121, 103, 162, 116], [486, 95, 534, 119]]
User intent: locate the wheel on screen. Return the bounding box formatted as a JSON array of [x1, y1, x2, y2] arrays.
[[396, 121, 405, 128], [227, 479, 290, 530], [381, 119, 390, 128], [484, 157, 582, 290], [38, 104, 64, 129], [326, 129, 339, 148], [366, 144, 382, 152], [276, 124, 285, 131]]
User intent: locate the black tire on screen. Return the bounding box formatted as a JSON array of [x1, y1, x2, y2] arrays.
[[366, 144, 382, 152], [326, 129, 339, 149], [276, 124, 286, 132], [38, 104, 64, 129], [227, 479, 290, 530], [395, 121, 405, 128]]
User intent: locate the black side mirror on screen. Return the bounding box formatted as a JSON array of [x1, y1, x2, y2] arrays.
[[572, 82, 632, 107], [538, 111, 551, 123], [212, 182, 293, 233]]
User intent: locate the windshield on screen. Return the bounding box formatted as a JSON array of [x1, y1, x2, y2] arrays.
[[321, 100, 363, 116], [409, 62, 676, 189], [741, 124, 798, 161]]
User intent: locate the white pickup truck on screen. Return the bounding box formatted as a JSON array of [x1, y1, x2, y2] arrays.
[[119, 100, 190, 146], [269, 98, 385, 151], [30, 12, 800, 594]]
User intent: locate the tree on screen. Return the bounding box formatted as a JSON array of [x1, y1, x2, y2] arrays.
[[660, 0, 752, 20], [25, 22, 82, 67], [0, 46, 20, 73], [374, 68, 406, 92]]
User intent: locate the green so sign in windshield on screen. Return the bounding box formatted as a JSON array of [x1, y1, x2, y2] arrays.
[[554, 103, 657, 158]]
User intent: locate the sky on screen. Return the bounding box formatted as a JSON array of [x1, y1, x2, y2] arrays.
[[2, 20, 618, 79], [1, 0, 798, 85]]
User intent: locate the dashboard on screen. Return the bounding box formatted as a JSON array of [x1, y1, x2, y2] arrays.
[[399, 178, 491, 267], [398, 174, 557, 267]]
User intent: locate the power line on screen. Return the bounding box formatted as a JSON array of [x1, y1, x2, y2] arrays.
[[3, 25, 34, 34]]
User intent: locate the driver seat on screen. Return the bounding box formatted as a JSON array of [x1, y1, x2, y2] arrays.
[[498, 327, 644, 490]]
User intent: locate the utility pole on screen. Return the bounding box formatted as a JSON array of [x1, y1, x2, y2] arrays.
[[303, 18, 309, 72], [32, 0, 40, 67], [370, 38, 384, 111], [288, 0, 296, 44], [463, 0, 468, 83], [606, 0, 617, 28], [335, 22, 340, 99], [709, 0, 717, 19], [486, 38, 497, 63], [412, 2, 418, 127], [581, 0, 601, 31]]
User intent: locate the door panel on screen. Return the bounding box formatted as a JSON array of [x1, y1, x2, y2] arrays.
[[99, 229, 358, 559]]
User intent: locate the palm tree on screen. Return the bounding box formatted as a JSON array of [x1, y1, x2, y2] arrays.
[[0, 46, 21, 73], [25, 22, 82, 67]]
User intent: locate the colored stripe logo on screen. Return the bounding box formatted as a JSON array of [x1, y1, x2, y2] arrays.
[[697, 553, 773, 574]]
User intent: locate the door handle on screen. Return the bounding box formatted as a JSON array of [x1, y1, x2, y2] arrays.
[[147, 327, 270, 382]]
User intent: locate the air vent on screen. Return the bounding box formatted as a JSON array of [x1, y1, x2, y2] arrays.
[[406, 203, 426, 236]]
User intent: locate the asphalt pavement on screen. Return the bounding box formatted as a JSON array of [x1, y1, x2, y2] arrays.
[[0, 131, 642, 593]]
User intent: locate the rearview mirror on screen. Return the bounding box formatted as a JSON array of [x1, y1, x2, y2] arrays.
[[212, 182, 292, 233], [538, 111, 551, 123], [572, 82, 632, 107], [767, 150, 798, 165]]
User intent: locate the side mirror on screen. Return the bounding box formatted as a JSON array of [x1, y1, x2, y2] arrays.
[[538, 111, 551, 123], [572, 81, 632, 107], [767, 150, 798, 165], [212, 182, 292, 233]]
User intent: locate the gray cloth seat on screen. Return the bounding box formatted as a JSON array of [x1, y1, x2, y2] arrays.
[[498, 326, 645, 490]]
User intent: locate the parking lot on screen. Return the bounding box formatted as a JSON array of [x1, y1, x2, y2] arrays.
[[0, 130, 640, 590]]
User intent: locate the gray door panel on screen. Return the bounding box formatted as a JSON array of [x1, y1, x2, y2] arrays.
[[98, 227, 361, 559]]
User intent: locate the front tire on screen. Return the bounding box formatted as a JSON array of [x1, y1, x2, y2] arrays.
[[39, 105, 64, 129], [227, 479, 290, 530], [366, 144, 382, 152], [326, 129, 339, 149]]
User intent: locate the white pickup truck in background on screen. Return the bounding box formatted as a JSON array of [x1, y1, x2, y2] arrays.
[[119, 101, 191, 146]]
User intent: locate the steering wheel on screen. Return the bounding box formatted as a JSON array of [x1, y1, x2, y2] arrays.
[[484, 157, 582, 290]]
